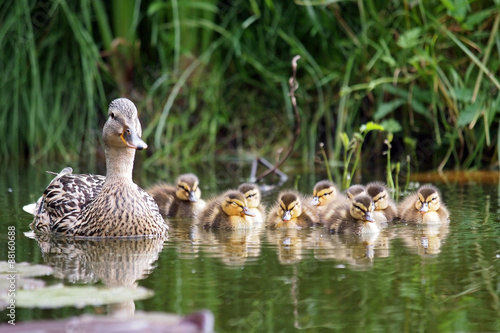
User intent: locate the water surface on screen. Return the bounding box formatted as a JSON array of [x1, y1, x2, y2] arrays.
[[1, 162, 500, 332]]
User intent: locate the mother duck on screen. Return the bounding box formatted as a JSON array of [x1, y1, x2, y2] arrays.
[[27, 98, 168, 237]]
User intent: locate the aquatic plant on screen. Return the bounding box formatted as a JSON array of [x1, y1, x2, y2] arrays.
[[0, 0, 499, 177]]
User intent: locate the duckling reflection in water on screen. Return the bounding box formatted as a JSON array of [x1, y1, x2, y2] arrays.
[[323, 194, 379, 235], [199, 190, 255, 230], [147, 173, 206, 218], [365, 182, 398, 223], [398, 185, 449, 224], [238, 183, 266, 224], [267, 191, 319, 229]]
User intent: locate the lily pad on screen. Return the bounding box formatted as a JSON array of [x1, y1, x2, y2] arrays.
[[15, 284, 154, 309], [0, 261, 53, 277]]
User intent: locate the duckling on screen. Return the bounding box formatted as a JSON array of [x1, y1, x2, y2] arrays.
[[147, 173, 206, 218], [365, 182, 397, 223], [237, 183, 266, 224], [346, 184, 365, 200], [267, 191, 319, 229], [200, 190, 255, 230], [310, 180, 342, 208], [27, 98, 167, 237], [398, 185, 449, 224], [323, 194, 379, 235]]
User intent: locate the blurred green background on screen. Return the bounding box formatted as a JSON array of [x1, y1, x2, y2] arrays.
[[1, 0, 499, 173]]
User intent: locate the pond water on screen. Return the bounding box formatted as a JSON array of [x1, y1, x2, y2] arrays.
[[1, 161, 500, 332]]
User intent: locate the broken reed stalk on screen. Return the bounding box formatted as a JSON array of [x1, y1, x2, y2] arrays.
[[256, 55, 301, 182]]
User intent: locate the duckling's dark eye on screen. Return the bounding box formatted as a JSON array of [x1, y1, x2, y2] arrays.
[[323, 192, 331, 197], [110, 112, 115, 119], [247, 193, 256, 198], [375, 195, 386, 202]]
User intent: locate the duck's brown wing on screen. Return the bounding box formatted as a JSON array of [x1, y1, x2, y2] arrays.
[[31, 168, 105, 234]]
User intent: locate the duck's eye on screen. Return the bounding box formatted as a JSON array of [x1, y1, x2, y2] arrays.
[[110, 112, 115, 119], [247, 193, 256, 198], [375, 195, 386, 202], [231, 202, 238, 206], [431, 197, 437, 202]]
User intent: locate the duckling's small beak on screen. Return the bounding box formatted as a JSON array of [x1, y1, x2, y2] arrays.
[[121, 127, 148, 150], [364, 211, 375, 222], [242, 206, 255, 217], [188, 191, 198, 202], [419, 202, 429, 213], [310, 196, 320, 206], [282, 210, 292, 221]]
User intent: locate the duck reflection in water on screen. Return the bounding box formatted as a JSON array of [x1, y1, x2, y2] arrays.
[[399, 223, 450, 257], [30, 233, 166, 316], [198, 228, 261, 267]]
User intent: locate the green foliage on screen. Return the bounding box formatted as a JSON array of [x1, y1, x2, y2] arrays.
[[1, 0, 499, 175]]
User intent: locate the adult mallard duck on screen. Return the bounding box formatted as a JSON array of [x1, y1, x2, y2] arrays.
[[267, 191, 319, 229], [200, 190, 255, 230], [27, 98, 168, 237], [398, 185, 449, 224], [237, 183, 266, 224], [365, 182, 397, 223], [147, 173, 206, 218], [323, 194, 379, 235]]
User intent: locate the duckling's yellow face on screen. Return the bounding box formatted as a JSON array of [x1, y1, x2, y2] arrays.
[[415, 191, 441, 214], [372, 190, 389, 210], [243, 189, 261, 208], [311, 186, 336, 206], [222, 197, 255, 217], [349, 196, 375, 222], [176, 179, 201, 202], [103, 98, 147, 150], [279, 197, 302, 222]]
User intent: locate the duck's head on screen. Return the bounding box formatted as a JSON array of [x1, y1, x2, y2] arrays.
[[346, 184, 365, 200], [350, 194, 375, 222], [278, 192, 303, 222], [176, 173, 201, 202], [238, 183, 261, 209], [366, 182, 390, 210], [221, 191, 255, 217], [103, 98, 147, 150], [415, 185, 442, 214], [310, 180, 337, 206]]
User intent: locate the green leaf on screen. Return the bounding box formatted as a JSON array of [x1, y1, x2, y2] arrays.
[[397, 28, 422, 49], [380, 119, 403, 133], [340, 132, 349, 149], [457, 102, 481, 127], [13, 285, 154, 309], [360, 121, 384, 134], [374, 99, 406, 120]]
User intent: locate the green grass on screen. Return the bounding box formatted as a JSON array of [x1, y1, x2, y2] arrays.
[[1, 0, 499, 178]]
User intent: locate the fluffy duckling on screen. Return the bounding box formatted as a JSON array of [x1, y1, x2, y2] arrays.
[[323, 194, 379, 235], [365, 182, 397, 223], [346, 184, 365, 200], [147, 173, 206, 218], [398, 185, 449, 224], [200, 190, 255, 230], [267, 191, 319, 229], [27, 98, 167, 237], [310, 180, 340, 207], [238, 183, 266, 224]]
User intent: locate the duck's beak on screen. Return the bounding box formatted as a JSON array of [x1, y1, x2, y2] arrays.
[[365, 211, 375, 222], [188, 191, 198, 202], [121, 127, 148, 150], [419, 202, 429, 213], [242, 206, 255, 217], [310, 196, 320, 206], [282, 210, 292, 221]]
